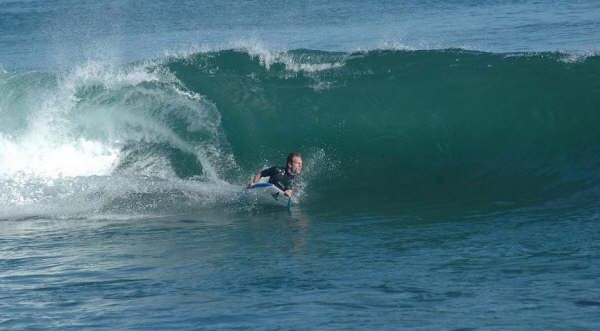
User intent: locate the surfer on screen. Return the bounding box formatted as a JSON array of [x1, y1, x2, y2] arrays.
[[247, 153, 302, 197]]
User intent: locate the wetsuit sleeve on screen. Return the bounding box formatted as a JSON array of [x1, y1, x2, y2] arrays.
[[260, 167, 277, 177]]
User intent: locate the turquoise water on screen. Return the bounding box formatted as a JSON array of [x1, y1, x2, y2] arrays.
[[3, 208, 600, 329], [1, 1, 600, 329]]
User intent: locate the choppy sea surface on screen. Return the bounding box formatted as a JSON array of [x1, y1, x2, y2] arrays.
[[1, 1, 600, 329]]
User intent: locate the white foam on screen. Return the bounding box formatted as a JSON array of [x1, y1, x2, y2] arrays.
[[0, 64, 151, 180], [0, 58, 238, 218], [0, 136, 119, 179], [373, 41, 416, 51], [558, 50, 599, 63], [167, 40, 346, 73], [0, 172, 242, 220], [239, 42, 344, 72], [63, 60, 164, 90]]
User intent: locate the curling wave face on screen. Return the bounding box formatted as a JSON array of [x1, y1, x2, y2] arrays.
[[0, 61, 239, 219]]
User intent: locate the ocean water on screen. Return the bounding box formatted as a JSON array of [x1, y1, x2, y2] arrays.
[[1, 0, 600, 329]]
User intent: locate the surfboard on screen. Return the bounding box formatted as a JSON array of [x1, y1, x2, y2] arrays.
[[246, 182, 292, 208]]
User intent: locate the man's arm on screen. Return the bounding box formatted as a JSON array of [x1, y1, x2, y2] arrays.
[[247, 172, 262, 188], [247, 167, 277, 188]]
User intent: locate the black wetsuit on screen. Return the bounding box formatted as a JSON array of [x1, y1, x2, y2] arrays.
[[260, 167, 296, 191]]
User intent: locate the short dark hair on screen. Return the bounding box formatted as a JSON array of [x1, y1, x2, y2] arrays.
[[287, 152, 301, 165]]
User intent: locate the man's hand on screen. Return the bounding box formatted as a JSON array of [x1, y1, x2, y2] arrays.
[[247, 172, 262, 189], [284, 190, 292, 197]]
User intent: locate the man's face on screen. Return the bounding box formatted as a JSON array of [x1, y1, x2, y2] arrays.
[[288, 156, 303, 175]]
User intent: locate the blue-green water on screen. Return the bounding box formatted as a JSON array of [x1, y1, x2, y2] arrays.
[[1, 1, 600, 329]]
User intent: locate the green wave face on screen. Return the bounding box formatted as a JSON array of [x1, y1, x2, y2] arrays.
[[167, 49, 600, 207], [1, 49, 599, 216]]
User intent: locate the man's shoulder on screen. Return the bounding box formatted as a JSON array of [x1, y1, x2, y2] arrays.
[[261, 166, 285, 176], [274, 167, 291, 178]]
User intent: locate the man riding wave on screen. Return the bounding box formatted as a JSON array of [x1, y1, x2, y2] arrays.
[[247, 153, 302, 197]]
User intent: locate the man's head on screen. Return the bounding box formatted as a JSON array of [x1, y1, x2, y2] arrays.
[[286, 152, 302, 175]]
